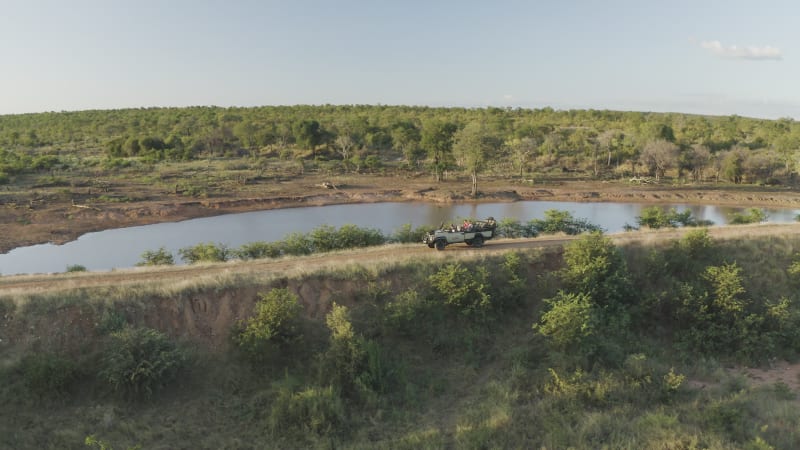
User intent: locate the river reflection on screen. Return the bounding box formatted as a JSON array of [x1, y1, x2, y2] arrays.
[[1, 201, 798, 275]]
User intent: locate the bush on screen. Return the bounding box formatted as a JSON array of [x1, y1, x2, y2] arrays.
[[235, 241, 283, 260], [636, 207, 707, 229], [309, 224, 386, 253], [233, 288, 303, 357], [66, 264, 87, 272], [529, 209, 602, 235], [100, 326, 185, 399], [268, 384, 346, 438], [0, 171, 9, 185], [428, 263, 491, 319], [729, 208, 767, 225], [19, 352, 80, 398], [535, 291, 595, 353], [136, 247, 174, 266], [391, 223, 431, 243], [178, 242, 230, 264]]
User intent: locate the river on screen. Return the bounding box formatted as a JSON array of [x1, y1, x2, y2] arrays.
[[1, 201, 798, 275]]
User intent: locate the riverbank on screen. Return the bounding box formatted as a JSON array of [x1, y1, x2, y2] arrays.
[[3, 173, 800, 254]]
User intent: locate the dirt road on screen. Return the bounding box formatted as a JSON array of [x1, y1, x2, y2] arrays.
[[4, 222, 800, 295]]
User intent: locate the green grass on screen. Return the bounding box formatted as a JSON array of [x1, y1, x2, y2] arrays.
[[4, 236, 800, 448]]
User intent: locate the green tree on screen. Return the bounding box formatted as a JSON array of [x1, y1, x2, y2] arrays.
[[421, 120, 457, 182], [452, 120, 497, 196], [391, 120, 423, 167], [293, 119, 323, 158]]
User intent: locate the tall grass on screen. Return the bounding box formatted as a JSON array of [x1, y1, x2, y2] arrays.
[[4, 234, 800, 448]]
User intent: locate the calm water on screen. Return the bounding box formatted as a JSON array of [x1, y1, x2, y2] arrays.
[[2, 201, 798, 275]]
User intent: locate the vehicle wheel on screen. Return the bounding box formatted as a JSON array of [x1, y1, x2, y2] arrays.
[[435, 239, 446, 251], [472, 235, 484, 248], [427, 243, 435, 248], [465, 240, 473, 246]]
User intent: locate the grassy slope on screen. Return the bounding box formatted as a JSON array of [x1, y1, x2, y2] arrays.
[[2, 234, 800, 449]]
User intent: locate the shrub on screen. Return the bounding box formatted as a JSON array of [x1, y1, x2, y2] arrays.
[[235, 241, 283, 260], [136, 247, 174, 266], [496, 218, 527, 238], [535, 291, 595, 353], [66, 264, 87, 272], [636, 207, 705, 229], [268, 384, 346, 438], [391, 223, 431, 243], [233, 288, 303, 357], [0, 171, 8, 185], [428, 263, 491, 319], [729, 208, 767, 225], [309, 224, 386, 253], [96, 309, 128, 335], [100, 326, 185, 399], [319, 303, 366, 394], [529, 209, 602, 235], [19, 352, 80, 398], [178, 242, 230, 264]]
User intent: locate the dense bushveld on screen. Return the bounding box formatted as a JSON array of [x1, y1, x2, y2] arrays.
[[2, 230, 800, 449], [2, 105, 800, 194]]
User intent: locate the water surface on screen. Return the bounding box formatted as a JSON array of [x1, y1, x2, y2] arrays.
[[1, 201, 797, 275]]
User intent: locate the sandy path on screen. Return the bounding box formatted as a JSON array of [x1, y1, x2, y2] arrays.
[[4, 222, 800, 295]]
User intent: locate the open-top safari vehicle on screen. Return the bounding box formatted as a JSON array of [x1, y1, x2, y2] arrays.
[[423, 217, 497, 250]]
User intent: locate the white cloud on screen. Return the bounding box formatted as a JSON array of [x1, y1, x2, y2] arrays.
[[701, 40, 782, 60]]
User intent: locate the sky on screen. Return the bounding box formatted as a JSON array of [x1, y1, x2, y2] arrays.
[[1, 0, 798, 119]]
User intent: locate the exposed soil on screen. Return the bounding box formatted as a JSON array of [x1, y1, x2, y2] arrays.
[[4, 173, 800, 254]]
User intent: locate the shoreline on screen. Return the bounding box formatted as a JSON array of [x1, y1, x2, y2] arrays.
[[3, 179, 800, 254], [0, 177, 800, 254]]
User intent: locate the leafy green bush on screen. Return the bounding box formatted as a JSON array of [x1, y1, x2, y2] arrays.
[[428, 263, 491, 319], [178, 242, 230, 264], [383, 288, 442, 337], [19, 352, 80, 398], [319, 303, 366, 394], [66, 264, 87, 272], [0, 171, 9, 185], [268, 384, 346, 438], [100, 326, 185, 399], [528, 209, 602, 235], [235, 241, 282, 260], [636, 206, 709, 229], [496, 218, 532, 238], [729, 208, 767, 225], [309, 224, 386, 252], [96, 309, 128, 335], [391, 223, 431, 243], [136, 247, 174, 266], [233, 288, 303, 358], [535, 291, 595, 352]]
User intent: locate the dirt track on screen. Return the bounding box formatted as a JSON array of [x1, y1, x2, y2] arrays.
[[5, 222, 800, 295]]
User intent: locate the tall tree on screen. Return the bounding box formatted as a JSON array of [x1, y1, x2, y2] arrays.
[[292, 120, 323, 158], [640, 139, 679, 181], [421, 120, 457, 182], [452, 120, 499, 197]]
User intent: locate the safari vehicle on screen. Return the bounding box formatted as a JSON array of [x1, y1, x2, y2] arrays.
[[423, 217, 497, 250]]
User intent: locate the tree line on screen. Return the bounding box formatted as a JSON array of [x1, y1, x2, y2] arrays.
[[2, 105, 800, 189]]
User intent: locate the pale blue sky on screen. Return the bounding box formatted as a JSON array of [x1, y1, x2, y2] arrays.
[[1, 0, 797, 118]]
